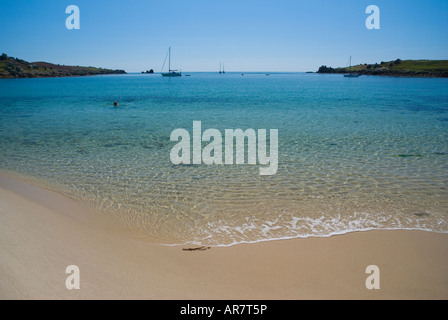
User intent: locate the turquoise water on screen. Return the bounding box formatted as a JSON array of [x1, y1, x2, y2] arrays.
[[1, 73, 447, 245]]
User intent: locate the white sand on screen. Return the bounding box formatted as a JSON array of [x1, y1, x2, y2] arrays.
[[1, 173, 447, 299]]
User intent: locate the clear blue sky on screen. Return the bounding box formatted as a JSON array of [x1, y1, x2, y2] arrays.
[[0, 0, 447, 72]]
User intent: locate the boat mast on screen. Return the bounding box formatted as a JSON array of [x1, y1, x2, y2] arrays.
[[169, 47, 171, 72]]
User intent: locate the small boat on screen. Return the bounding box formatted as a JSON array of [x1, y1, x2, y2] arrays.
[[344, 56, 360, 77], [161, 47, 182, 77]]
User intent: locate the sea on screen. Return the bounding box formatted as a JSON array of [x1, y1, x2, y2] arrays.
[[0, 72, 447, 246]]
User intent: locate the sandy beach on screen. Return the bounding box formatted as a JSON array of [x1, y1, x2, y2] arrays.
[[0, 172, 447, 300]]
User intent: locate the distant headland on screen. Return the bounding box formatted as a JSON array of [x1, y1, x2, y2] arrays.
[[0, 53, 126, 79], [317, 59, 448, 77]]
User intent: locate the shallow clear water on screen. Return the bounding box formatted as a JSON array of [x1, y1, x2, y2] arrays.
[[1, 73, 447, 245]]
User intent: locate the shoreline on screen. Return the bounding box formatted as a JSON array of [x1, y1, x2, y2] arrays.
[[0, 54, 126, 79], [316, 72, 448, 78], [2, 169, 446, 248], [1, 172, 447, 299]]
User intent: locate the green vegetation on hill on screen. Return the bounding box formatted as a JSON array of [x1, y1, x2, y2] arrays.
[[0, 53, 126, 79], [317, 59, 448, 77]]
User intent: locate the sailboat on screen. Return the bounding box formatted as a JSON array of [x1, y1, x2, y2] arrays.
[[219, 61, 225, 74], [344, 56, 360, 77], [219, 61, 226, 74], [161, 47, 182, 77]]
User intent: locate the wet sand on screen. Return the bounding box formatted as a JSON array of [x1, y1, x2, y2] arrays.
[[0, 173, 447, 300]]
